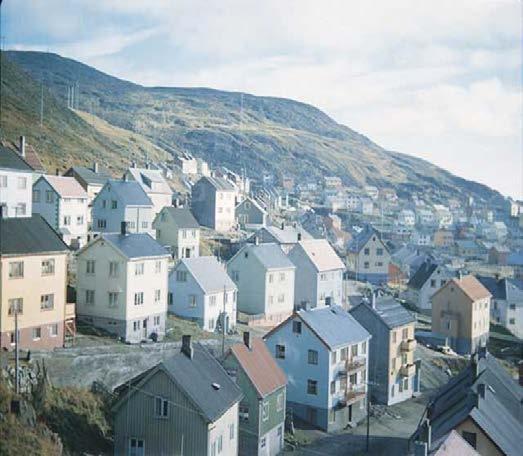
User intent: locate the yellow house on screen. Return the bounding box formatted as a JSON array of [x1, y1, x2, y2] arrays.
[[432, 275, 491, 355], [0, 215, 70, 350]]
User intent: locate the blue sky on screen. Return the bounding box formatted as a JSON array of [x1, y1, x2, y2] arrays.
[[2, 0, 521, 198]]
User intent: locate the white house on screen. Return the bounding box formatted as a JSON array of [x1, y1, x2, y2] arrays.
[[227, 243, 295, 326], [398, 209, 416, 227], [288, 239, 345, 309], [254, 224, 313, 254], [0, 144, 33, 217], [123, 165, 173, 215], [433, 205, 453, 228], [168, 256, 237, 333], [191, 176, 236, 232], [405, 261, 454, 311], [416, 208, 436, 226], [76, 225, 170, 343], [92, 180, 155, 237], [264, 306, 371, 431], [412, 229, 433, 247], [32, 175, 89, 249], [153, 207, 200, 259], [173, 153, 198, 174]]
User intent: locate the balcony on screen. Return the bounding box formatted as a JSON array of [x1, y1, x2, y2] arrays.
[[345, 356, 366, 374], [65, 303, 76, 319], [400, 339, 416, 352], [345, 384, 366, 405], [399, 363, 416, 377]]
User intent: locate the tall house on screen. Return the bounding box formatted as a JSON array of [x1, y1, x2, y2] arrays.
[[264, 306, 371, 431], [350, 298, 419, 405], [235, 197, 267, 229], [32, 175, 89, 249], [0, 215, 70, 350], [153, 207, 200, 259], [76, 226, 169, 343], [112, 337, 243, 456], [347, 226, 390, 284], [123, 165, 173, 215], [223, 333, 287, 456], [191, 176, 236, 232], [92, 180, 155, 237], [432, 275, 491, 355], [0, 144, 33, 217], [288, 239, 345, 309], [227, 243, 295, 326]]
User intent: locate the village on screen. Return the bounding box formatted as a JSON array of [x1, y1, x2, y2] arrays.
[[1, 136, 522, 456]]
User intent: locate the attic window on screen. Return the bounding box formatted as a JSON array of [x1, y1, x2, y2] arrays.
[[372, 237, 376, 241], [212, 383, 221, 390]]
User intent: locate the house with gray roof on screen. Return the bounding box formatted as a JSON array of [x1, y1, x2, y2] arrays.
[[350, 298, 419, 405], [64, 162, 112, 203], [235, 196, 267, 230], [411, 349, 523, 456], [168, 256, 237, 332], [92, 179, 155, 237], [254, 223, 312, 253], [0, 144, 33, 217], [113, 336, 243, 456], [191, 176, 236, 232], [227, 243, 295, 325], [264, 306, 371, 431], [153, 207, 200, 259], [76, 223, 170, 343]]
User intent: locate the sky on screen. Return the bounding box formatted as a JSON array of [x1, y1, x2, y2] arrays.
[[2, 0, 522, 198]]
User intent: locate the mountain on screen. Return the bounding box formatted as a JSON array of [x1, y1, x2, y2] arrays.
[[3, 51, 504, 204]]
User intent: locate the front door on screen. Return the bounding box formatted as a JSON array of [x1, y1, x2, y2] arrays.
[[185, 247, 191, 258], [307, 407, 317, 426], [142, 318, 148, 339]]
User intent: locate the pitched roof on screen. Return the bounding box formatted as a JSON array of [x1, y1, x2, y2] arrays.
[[296, 305, 370, 349], [102, 180, 153, 207], [0, 215, 69, 255], [351, 298, 415, 329], [237, 197, 267, 214], [452, 276, 492, 301], [408, 261, 440, 290], [66, 165, 112, 186], [262, 224, 312, 244], [432, 430, 480, 456], [347, 225, 385, 253], [199, 175, 235, 191], [126, 167, 172, 195], [0, 145, 33, 171], [229, 337, 287, 398], [164, 207, 199, 229], [292, 239, 345, 272], [101, 233, 169, 259], [40, 175, 88, 199], [1, 139, 46, 173], [178, 256, 236, 293], [235, 243, 295, 270]]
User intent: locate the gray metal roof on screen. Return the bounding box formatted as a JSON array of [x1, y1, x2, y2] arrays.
[[0, 145, 33, 171], [243, 243, 295, 270], [164, 207, 199, 229], [262, 224, 312, 244], [407, 261, 438, 290], [297, 305, 370, 349], [178, 256, 236, 294], [351, 299, 415, 329], [0, 215, 69, 255], [477, 275, 523, 303], [66, 165, 112, 186], [201, 175, 235, 191], [103, 180, 153, 207], [101, 233, 169, 259]]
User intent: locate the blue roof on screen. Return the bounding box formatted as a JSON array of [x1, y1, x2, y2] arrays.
[[351, 298, 416, 329], [348, 225, 384, 253], [104, 179, 153, 207], [102, 233, 169, 259], [244, 243, 295, 270], [297, 306, 370, 349]]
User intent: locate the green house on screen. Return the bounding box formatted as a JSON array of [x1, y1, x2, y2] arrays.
[[223, 332, 287, 455]]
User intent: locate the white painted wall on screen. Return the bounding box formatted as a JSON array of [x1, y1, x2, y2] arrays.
[[0, 168, 32, 217]]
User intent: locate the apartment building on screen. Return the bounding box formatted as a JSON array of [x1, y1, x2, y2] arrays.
[[191, 176, 236, 232], [0, 144, 33, 217], [153, 207, 200, 259], [123, 165, 173, 215]]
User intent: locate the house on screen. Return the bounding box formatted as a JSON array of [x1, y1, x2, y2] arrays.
[[416, 208, 436, 226], [92, 180, 155, 236], [434, 205, 453, 228], [64, 162, 112, 205], [254, 224, 312, 254], [236, 197, 267, 229], [477, 276, 523, 339], [364, 185, 379, 200], [487, 245, 510, 266], [412, 229, 433, 247], [360, 198, 374, 216], [398, 209, 416, 227], [350, 298, 419, 405], [173, 152, 198, 174], [405, 261, 454, 311], [32, 175, 89, 249], [289, 239, 345, 309], [264, 306, 371, 431], [411, 349, 523, 456], [389, 245, 431, 285], [168, 256, 237, 333], [112, 336, 243, 456], [191, 176, 236, 232], [433, 229, 454, 248], [507, 251, 523, 279], [153, 207, 200, 259], [347, 226, 390, 284], [455, 240, 484, 260], [1, 136, 45, 178], [223, 332, 287, 455], [0, 144, 33, 217], [0, 214, 70, 350], [123, 164, 173, 215], [76, 224, 169, 343], [227, 243, 295, 326], [431, 275, 491, 355]]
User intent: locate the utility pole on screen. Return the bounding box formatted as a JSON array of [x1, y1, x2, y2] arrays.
[[40, 74, 44, 127], [222, 284, 226, 356], [366, 396, 370, 452], [14, 305, 19, 394]]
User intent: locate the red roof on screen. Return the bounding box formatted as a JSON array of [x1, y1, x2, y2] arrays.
[[229, 337, 286, 398]]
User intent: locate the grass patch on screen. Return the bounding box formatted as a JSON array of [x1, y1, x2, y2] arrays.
[[165, 315, 219, 342]]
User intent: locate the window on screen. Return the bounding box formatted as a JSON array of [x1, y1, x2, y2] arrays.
[[462, 431, 477, 449], [154, 316, 160, 326], [15, 203, 26, 216], [331, 350, 337, 365], [239, 403, 249, 422], [134, 292, 144, 306], [308, 349, 318, 365], [128, 221, 136, 229], [268, 273, 274, 283], [231, 270, 239, 281], [430, 279, 437, 288], [229, 422, 235, 440], [32, 327, 41, 340], [182, 229, 187, 239], [155, 260, 162, 273], [402, 328, 409, 340], [211, 442, 217, 456], [135, 263, 144, 275], [329, 408, 336, 423], [392, 331, 397, 343], [330, 381, 336, 394], [0, 175, 6, 187], [276, 344, 285, 359], [188, 294, 197, 308], [17, 176, 27, 189], [8, 298, 23, 315], [262, 402, 269, 421], [509, 318, 516, 325], [364, 247, 370, 255], [141, 221, 148, 229], [391, 385, 395, 397], [363, 262, 370, 269], [278, 294, 285, 303], [277, 392, 284, 411], [292, 321, 302, 334], [509, 303, 516, 310], [279, 272, 285, 281], [351, 344, 358, 357], [40, 294, 54, 310], [97, 219, 107, 229], [208, 318, 215, 330], [217, 435, 223, 453], [209, 295, 217, 306], [108, 292, 119, 308], [176, 270, 187, 282], [77, 216, 84, 225], [168, 292, 173, 306], [102, 200, 107, 209], [377, 248, 384, 256], [154, 289, 161, 304], [361, 341, 367, 355], [63, 215, 71, 226], [111, 200, 117, 209], [9, 261, 24, 278], [307, 379, 318, 395], [133, 321, 140, 331], [85, 290, 95, 306], [49, 324, 58, 337], [86, 260, 95, 274], [108, 261, 119, 277], [260, 437, 266, 449], [46, 190, 54, 203], [129, 438, 144, 456], [41, 259, 55, 275], [341, 347, 348, 361], [154, 397, 169, 418], [320, 273, 327, 281]]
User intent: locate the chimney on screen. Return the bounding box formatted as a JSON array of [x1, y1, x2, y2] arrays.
[[243, 331, 252, 350], [181, 335, 193, 359], [19, 136, 26, 157], [254, 235, 259, 246], [281, 222, 285, 230], [145, 162, 150, 170], [120, 221, 128, 236], [131, 161, 137, 168], [297, 232, 302, 241], [55, 168, 60, 176], [477, 383, 486, 400], [371, 292, 376, 309], [93, 162, 99, 173]]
